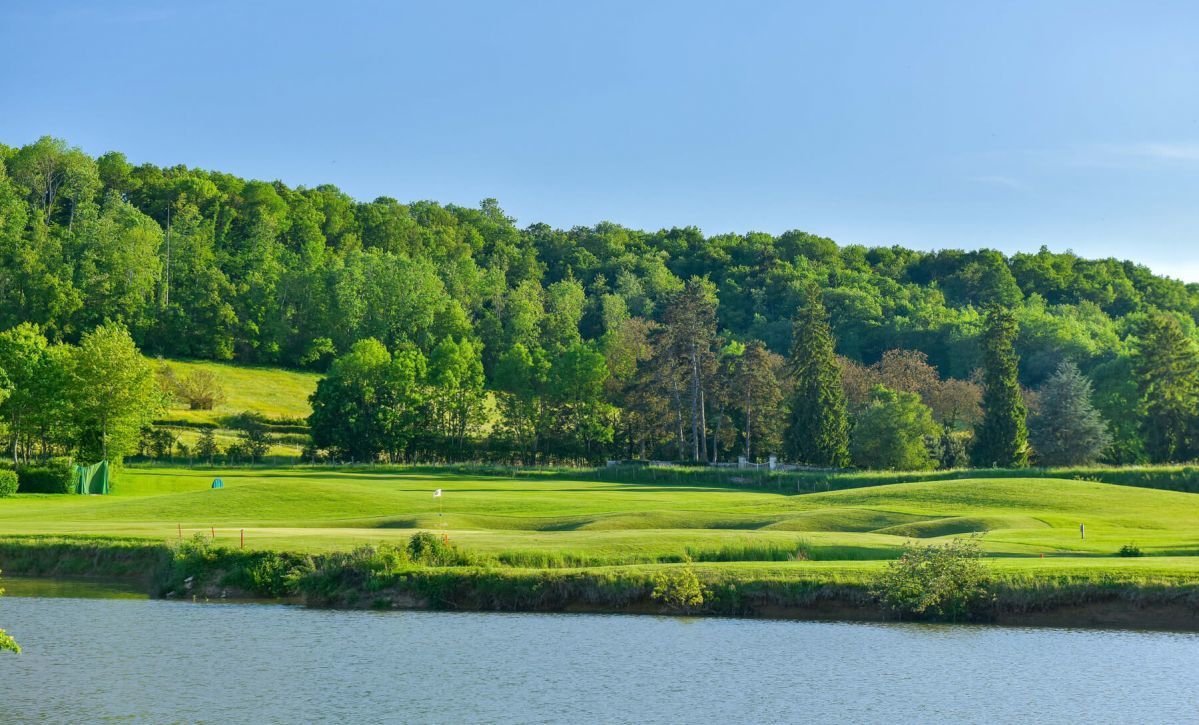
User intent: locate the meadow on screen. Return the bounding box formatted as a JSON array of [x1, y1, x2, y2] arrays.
[[149, 358, 320, 458], [4, 465, 1199, 576]]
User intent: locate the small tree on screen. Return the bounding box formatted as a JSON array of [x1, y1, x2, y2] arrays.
[[234, 413, 272, 463], [851, 386, 940, 470], [651, 567, 706, 613], [195, 428, 219, 463], [938, 427, 971, 469], [173, 369, 227, 411], [70, 322, 161, 462], [1029, 361, 1111, 465]]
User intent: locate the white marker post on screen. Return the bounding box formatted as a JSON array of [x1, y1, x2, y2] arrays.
[[434, 488, 443, 528]]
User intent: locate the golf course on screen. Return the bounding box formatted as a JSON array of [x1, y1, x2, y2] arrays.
[[6, 464, 1199, 578]]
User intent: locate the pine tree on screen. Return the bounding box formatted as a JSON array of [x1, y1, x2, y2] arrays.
[[971, 306, 1029, 467], [1029, 361, 1111, 465], [1133, 312, 1199, 463], [784, 285, 850, 467]]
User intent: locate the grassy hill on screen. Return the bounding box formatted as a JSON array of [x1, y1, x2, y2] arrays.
[[152, 358, 319, 426], [149, 358, 320, 458], [3, 466, 1198, 571]]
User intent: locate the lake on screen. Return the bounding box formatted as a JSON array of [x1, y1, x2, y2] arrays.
[[1, 580, 1197, 723]]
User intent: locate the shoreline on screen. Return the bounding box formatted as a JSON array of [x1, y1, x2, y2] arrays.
[[3, 538, 1199, 632], [6, 573, 1199, 632]]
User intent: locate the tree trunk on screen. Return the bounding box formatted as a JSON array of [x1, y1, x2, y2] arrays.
[[744, 402, 753, 461], [711, 401, 724, 464], [671, 373, 685, 460], [690, 344, 701, 461]]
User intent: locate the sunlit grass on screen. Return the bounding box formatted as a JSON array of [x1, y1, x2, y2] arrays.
[[3, 466, 1199, 576]]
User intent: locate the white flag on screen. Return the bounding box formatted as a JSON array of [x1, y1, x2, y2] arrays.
[[434, 489, 442, 497]]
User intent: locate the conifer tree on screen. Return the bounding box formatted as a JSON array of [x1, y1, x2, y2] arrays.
[[971, 306, 1029, 467], [1029, 361, 1111, 465], [1133, 312, 1199, 463], [784, 285, 850, 467]]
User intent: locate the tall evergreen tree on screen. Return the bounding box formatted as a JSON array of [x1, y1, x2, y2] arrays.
[[1133, 312, 1199, 463], [784, 285, 850, 467], [1029, 361, 1111, 465], [971, 306, 1029, 467]]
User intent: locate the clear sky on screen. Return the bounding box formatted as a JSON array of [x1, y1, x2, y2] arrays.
[[3, 1, 1198, 279]]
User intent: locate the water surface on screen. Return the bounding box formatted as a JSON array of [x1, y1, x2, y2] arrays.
[[1, 592, 1196, 723]]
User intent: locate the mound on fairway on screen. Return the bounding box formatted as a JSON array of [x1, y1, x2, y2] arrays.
[[3, 468, 1199, 566]]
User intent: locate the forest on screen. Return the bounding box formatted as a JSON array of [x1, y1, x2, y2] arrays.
[[1, 136, 1198, 467]]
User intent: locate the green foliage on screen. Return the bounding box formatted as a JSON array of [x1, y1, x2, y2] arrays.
[[0, 470, 16, 497], [231, 412, 272, 463], [308, 339, 427, 461], [972, 306, 1029, 467], [1118, 543, 1143, 557], [938, 428, 971, 469], [4, 137, 1199, 465], [872, 537, 992, 621], [785, 285, 850, 467], [0, 567, 17, 654], [851, 386, 940, 470], [167, 368, 227, 411], [1029, 361, 1111, 465], [69, 322, 161, 462], [1133, 312, 1199, 463], [16, 459, 73, 493], [651, 566, 706, 612], [406, 531, 472, 567], [195, 428, 219, 462]]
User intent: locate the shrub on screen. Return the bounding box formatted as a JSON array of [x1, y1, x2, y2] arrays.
[[407, 532, 471, 566], [17, 458, 74, 494], [651, 567, 706, 612], [0, 566, 18, 653], [0, 471, 17, 497], [872, 537, 992, 621], [1119, 543, 1143, 557]]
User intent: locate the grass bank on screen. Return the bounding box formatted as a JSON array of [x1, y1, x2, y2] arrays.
[[3, 537, 1199, 630]]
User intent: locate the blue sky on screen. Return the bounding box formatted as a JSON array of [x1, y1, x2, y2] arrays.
[[3, 1, 1199, 279]]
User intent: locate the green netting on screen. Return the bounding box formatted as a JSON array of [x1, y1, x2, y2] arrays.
[[74, 461, 110, 495]]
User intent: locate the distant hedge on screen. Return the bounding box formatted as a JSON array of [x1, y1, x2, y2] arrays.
[[0, 470, 16, 497], [18, 459, 74, 494]]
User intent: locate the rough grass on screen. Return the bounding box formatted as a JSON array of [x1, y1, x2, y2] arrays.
[[151, 358, 319, 427]]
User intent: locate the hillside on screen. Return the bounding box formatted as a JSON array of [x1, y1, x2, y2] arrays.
[[154, 358, 319, 426], [150, 358, 319, 459]]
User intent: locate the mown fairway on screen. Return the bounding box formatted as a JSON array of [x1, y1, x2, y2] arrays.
[[4, 466, 1199, 574]]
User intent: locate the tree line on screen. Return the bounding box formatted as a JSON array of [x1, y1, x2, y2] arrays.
[[2, 136, 1199, 467]]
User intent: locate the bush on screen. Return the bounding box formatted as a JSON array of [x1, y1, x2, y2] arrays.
[[1119, 543, 1143, 557], [0, 471, 17, 497], [872, 537, 992, 621], [651, 567, 706, 612], [407, 532, 472, 566], [17, 459, 74, 494]]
